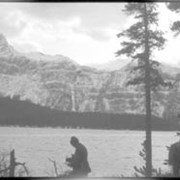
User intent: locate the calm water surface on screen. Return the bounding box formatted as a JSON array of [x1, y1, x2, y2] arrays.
[[0, 126, 178, 177]]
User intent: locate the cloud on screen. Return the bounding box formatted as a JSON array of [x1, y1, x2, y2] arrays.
[[0, 3, 126, 65], [0, 4, 120, 65], [11, 40, 43, 53], [158, 3, 179, 31], [8, 3, 180, 67], [154, 3, 180, 66], [0, 5, 27, 37], [155, 35, 180, 66]]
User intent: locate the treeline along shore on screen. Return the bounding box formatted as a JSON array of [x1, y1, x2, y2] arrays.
[[0, 96, 179, 131]]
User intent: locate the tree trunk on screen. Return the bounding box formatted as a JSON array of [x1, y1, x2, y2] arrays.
[[144, 3, 152, 177]]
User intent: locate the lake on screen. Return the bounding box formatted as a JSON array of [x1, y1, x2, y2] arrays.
[[0, 126, 178, 177]]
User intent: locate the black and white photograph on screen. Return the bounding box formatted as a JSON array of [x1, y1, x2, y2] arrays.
[[0, 1, 180, 178]]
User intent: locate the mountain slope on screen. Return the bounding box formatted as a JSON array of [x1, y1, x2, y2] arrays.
[[88, 58, 131, 71], [0, 33, 180, 120]]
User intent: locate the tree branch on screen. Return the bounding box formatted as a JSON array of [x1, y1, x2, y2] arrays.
[[48, 158, 59, 177]]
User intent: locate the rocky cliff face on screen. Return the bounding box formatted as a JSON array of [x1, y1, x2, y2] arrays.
[[0, 33, 180, 119]]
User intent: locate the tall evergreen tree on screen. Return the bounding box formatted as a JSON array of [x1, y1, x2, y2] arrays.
[[116, 3, 167, 176]]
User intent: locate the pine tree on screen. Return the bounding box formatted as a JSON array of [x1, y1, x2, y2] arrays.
[[116, 3, 167, 176]]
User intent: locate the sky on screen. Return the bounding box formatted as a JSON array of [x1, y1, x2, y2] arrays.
[[1, 2, 180, 66]]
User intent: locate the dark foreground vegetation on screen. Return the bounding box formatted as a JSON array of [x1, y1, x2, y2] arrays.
[[0, 96, 179, 131]]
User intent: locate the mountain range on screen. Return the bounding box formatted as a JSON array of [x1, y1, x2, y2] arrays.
[[0, 33, 180, 120]]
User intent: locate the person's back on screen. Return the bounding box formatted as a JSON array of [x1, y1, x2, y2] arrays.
[[169, 141, 180, 176], [75, 142, 91, 175]]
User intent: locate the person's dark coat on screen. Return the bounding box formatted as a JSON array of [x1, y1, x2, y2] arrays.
[[70, 142, 91, 175], [169, 141, 180, 176]]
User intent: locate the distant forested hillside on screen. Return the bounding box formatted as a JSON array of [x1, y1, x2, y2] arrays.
[[0, 96, 179, 131]]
